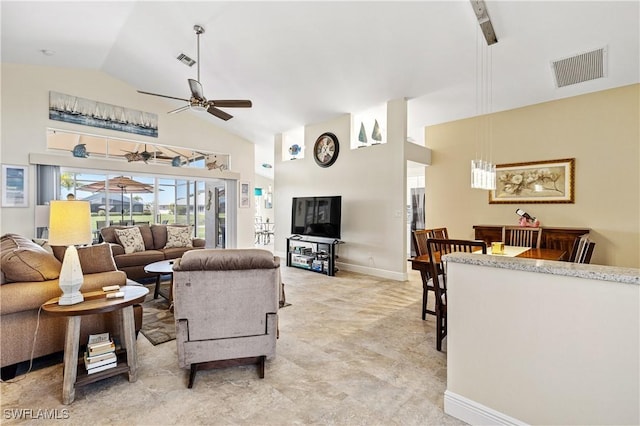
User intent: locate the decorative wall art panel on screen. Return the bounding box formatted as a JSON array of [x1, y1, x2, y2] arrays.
[[489, 158, 575, 204], [1, 164, 28, 207], [49, 91, 158, 138]]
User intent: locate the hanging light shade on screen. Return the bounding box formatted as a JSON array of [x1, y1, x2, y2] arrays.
[[470, 9, 497, 191]]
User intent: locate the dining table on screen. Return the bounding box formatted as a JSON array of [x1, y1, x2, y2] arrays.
[[410, 245, 567, 273]]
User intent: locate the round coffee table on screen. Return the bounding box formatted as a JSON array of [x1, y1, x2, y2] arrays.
[[144, 259, 176, 310], [42, 285, 148, 404]]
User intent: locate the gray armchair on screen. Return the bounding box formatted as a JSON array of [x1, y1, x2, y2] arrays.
[[172, 248, 280, 388]]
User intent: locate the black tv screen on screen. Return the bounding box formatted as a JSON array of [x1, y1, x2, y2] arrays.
[[291, 196, 342, 239]]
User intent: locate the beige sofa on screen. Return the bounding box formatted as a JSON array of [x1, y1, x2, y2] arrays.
[[100, 224, 205, 280], [173, 249, 280, 388], [0, 234, 142, 380]]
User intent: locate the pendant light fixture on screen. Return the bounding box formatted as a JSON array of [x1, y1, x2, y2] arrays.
[[470, 0, 497, 190]]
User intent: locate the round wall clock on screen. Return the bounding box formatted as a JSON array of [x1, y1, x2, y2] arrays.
[[313, 132, 339, 168]]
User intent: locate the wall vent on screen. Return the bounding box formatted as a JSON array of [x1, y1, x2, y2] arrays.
[[551, 47, 607, 88], [177, 53, 196, 67]]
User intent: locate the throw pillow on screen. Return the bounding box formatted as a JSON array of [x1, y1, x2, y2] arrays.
[[115, 227, 145, 254], [164, 226, 193, 249], [52, 243, 117, 274], [0, 234, 62, 282]]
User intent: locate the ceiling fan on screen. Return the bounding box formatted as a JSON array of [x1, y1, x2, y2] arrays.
[[121, 144, 171, 163], [137, 25, 252, 121]]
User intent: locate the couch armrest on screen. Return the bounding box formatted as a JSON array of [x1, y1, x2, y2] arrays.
[[108, 242, 125, 256], [192, 238, 206, 248]]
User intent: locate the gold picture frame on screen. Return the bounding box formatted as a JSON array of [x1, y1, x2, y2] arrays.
[[489, 158, 575, 204]]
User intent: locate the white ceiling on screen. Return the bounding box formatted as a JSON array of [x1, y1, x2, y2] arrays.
[[2, 1, 639, 179]]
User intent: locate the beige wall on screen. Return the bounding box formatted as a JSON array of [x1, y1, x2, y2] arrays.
[[425, 84, 640, 267], [0, 63, 257, 247]]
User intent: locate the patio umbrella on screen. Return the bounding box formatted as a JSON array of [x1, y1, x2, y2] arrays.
[[78, 176, 154, 222]]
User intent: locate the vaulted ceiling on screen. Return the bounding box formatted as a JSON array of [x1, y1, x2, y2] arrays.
[[2, 1, 638, 178]]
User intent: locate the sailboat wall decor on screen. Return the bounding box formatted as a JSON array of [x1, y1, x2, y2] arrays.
[[351, 103, 387, 148], [358, 122, 368, 147], [49, 91, 158, 138], [371, 119, 382, 145]]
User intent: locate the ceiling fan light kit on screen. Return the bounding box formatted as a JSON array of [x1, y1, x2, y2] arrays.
[[137, 25, 252, 121]]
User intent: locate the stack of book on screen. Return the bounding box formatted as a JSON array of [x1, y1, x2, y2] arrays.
[[84, 333, 117, 374]]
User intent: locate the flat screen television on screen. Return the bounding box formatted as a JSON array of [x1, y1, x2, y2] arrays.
[[291, 196, 342, 239]]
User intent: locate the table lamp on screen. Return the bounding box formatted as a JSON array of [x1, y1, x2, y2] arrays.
[[48, 200, 92, 305]]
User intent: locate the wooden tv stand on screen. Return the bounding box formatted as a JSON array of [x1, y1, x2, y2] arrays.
[[286, 236, 343, 276]]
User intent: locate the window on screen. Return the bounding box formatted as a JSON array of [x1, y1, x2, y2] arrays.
[[60, 170, 220, 242]]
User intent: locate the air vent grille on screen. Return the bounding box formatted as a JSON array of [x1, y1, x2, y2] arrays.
[[177, 53, 196, 67], [552, 47, 607, 88]]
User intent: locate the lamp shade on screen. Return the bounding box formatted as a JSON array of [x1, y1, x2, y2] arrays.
[[48, 200, 92, 246], [254, 188, 263, 196]]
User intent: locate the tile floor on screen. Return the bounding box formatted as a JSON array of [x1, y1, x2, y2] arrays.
[[0, 263, 464, 425]]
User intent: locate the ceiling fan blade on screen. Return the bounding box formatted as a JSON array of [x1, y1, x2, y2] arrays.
[[207, 105, 233, 121], [188, 79, 205, 100], [137, 90, 189, 102], [168, 105, 191, 114], [211, 100, 252, 108]]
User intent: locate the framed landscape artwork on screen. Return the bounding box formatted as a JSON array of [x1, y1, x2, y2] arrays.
[[489, 158, 575, 204], [1, 164, 28, 207]]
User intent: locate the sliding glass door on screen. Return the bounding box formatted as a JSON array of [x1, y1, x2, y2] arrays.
[[58, 169, 226, 245]]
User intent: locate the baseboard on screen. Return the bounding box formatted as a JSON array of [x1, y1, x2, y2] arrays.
[[444, 390, 527, 426], [274, 250, 407, 281], [337, 262, 407, 281]]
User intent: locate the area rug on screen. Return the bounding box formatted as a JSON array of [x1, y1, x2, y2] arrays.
[[140, 282, 175, 346]]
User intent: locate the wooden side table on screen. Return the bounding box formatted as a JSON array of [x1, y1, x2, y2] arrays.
[[42, 286, 148, 404]]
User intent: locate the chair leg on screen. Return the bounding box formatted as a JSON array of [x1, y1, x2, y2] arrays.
[[436, 310, 443, 352], [188, 364, 198, 389], [436, 307, 447, 352], [257, 356, 266, 379], [436, 309, 444, 352], [422, 286, 428, 320], [420, 270, 433, 320]]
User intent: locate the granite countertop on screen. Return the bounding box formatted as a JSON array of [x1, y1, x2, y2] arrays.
[[443, 252, 640, 285]]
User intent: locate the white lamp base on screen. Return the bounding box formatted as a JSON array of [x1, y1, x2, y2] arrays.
[[58, 245, 85, 306], [59, 291, 85, 305]]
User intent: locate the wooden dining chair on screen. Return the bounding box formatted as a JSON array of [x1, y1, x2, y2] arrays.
[[411, 227, 449, 320], [568, 234, 596, 264], [426, 238, 487, 351], [502, 226, 542, 248]]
